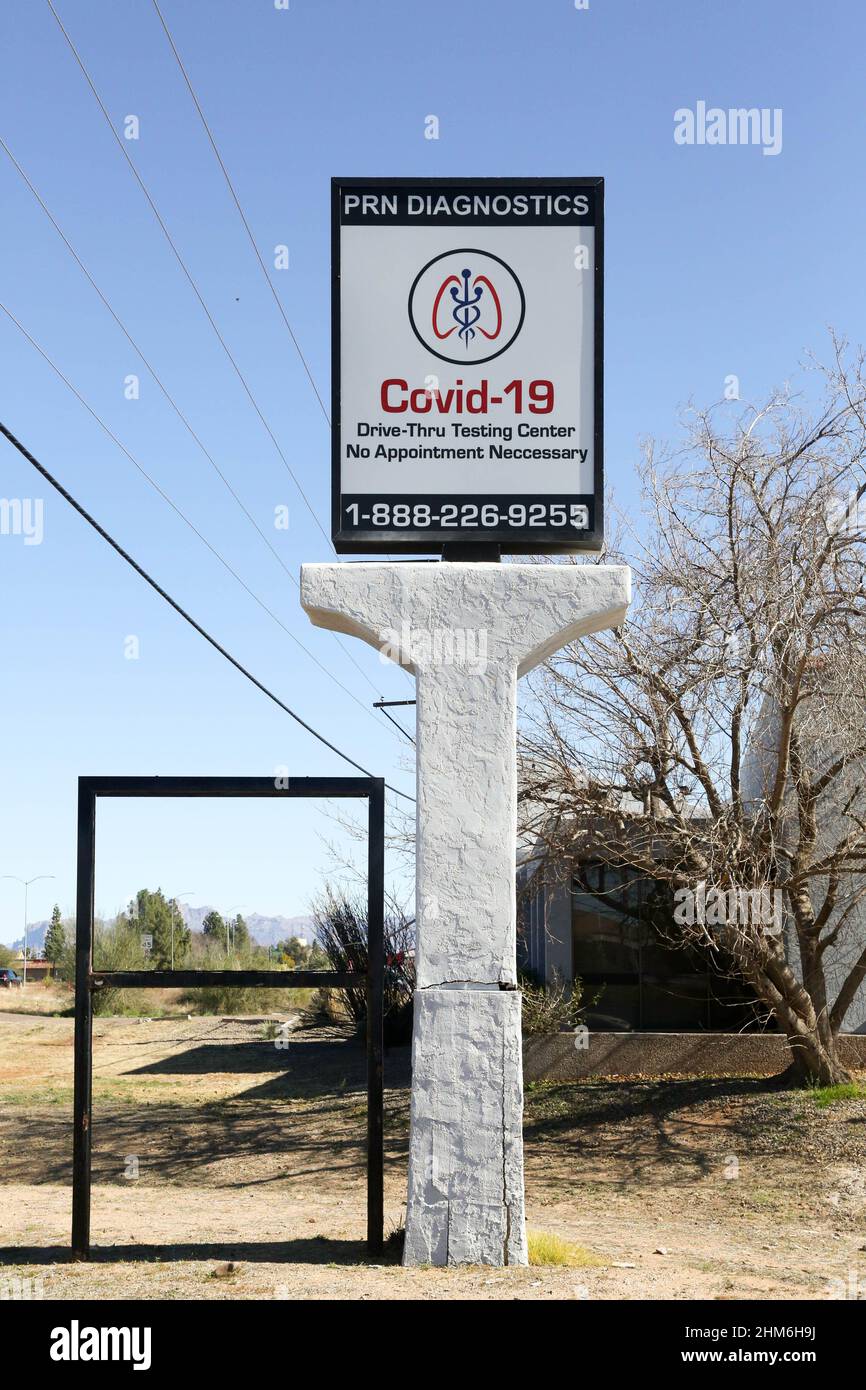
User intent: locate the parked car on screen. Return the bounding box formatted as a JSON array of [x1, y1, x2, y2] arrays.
[[0, 968, 24, 988]]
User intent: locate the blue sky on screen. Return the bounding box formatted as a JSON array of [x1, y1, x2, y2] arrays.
[[1, 0, 863, 932]]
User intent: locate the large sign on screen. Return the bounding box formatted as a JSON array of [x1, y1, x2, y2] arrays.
[[331, 177, 603, 554]]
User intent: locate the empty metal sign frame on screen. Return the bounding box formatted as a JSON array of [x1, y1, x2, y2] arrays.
[[71, 775, 385, 1258]]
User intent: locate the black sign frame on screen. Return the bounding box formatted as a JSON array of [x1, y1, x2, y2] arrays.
[[331, 175, 604, 555]]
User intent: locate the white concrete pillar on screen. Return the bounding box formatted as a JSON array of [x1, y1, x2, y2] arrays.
[[301, 562, 630, 1265]]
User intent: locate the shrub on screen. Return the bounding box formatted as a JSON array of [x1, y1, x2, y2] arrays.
[[520, 970, 593, 1036], [90, 918, 149, 1015], [181, 938, 307, 1016], [303, 987, 352, 1027], [312, 891, 415, 1045]]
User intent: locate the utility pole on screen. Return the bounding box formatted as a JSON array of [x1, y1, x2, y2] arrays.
[[1, 874, 55, 985], [227, 904, 247, 961]]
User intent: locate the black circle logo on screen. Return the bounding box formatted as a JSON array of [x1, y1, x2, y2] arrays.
[[407, 248, 526, 366]]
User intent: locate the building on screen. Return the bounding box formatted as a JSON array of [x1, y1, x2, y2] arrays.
[[518, 757, 866, 1035], [10, 956, 55, 982], [517, 831, 763, 1033], [738, 685, 866, 1036]]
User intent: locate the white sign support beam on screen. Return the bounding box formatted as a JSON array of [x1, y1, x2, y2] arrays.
[[302, 560, 630, 1265]]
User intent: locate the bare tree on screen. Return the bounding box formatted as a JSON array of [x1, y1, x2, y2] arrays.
[[520, 339, 866, 1084]]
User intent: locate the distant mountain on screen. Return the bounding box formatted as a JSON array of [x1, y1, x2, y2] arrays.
[[179, 904, 317, 947], [248, 914, 317, 947], [2, 919, 50, 954], [2, 909, 317, 952]]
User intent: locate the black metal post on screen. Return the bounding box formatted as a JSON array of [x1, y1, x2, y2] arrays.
[[90, 969, 361, 990], [71, 782, 95, 1259], [441, 542, 501, 562], [366, 778, 385, 1254]]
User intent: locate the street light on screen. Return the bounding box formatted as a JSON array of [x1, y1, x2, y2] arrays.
[[1, 874, 55, 986]]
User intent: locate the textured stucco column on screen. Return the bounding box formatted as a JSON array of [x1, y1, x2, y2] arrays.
[[301, 562, 631, 1265]]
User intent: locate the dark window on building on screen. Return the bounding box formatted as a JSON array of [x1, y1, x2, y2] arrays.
[[572, 865, 764, 1032]]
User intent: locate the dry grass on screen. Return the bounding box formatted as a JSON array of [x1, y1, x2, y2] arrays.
[[527, 1230, 603, 1267]]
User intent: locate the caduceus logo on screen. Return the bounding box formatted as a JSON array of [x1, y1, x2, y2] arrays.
[[408, 248, 525, 365], [432, 267, 502, 348]]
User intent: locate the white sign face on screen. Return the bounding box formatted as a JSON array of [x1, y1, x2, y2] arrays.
[[332, 178, 603, 553]]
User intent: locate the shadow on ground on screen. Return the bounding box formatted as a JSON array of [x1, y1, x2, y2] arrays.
[[0, 1237, 397, 1267], [0, 1031, 411, 1186], [522, 1074, 811, 1186], [125, 1029, 412, 1102]]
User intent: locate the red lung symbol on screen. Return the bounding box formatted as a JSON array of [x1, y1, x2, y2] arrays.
[[431, 271, 503, 342]]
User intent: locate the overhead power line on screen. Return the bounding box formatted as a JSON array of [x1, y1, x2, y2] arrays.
[[149, 0, 330, 428], [0, 139, 295, 584], [0, 133, 381, 704], [44, 0, 391, 694], [145, 0, 414, 621], [0, 298, 383, 727], [45, 0, 329, 548], [0, 419, 415, 805], [373, 698, 416, 746]]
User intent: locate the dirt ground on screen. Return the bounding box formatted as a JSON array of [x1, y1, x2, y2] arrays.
[[1, 1000, 865, 1300]]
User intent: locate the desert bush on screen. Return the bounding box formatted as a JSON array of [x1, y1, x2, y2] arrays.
[[520, 971, 593, 1036], [302, 986, 352, 1026], [312, 891, 415, 1044], [180, 938, 307, 1015], [90, 918, 149, 1015], [185, 982, 310, 1015]]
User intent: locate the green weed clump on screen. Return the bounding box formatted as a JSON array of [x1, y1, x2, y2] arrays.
[[809, 1082, 866, 1108]]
